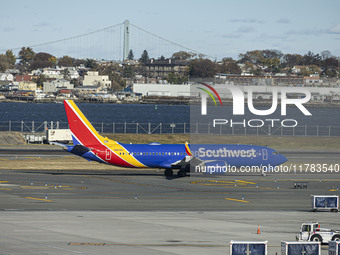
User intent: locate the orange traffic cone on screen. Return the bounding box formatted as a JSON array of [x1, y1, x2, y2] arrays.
[[257, 225, 261, 234]]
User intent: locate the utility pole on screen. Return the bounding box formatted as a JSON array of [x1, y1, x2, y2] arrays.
[[123, 20, 130, 61]]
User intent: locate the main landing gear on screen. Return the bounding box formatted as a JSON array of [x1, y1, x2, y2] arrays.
[[164, 168, 173, 177], [164, 168, 189, 177]]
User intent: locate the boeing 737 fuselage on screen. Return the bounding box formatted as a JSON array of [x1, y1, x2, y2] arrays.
[[57, 100, 287, 177]]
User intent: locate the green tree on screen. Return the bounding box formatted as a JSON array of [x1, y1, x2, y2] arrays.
[[127, 50, 134, 60], [0, 54, 10, 72], [18, 47, 35, 70], [85, 58, 98, 69], [139, 50, 149, 64], [6, 50, 16, 66], [32, 74, 47, 88], [166, 72, 188, 84], [122, 65, 135, 78]]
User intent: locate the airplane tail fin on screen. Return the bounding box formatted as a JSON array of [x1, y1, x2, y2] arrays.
[[64, 100, 104, 146]]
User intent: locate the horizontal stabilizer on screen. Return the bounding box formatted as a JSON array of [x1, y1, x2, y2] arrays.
[[69, 144, 90, 157]]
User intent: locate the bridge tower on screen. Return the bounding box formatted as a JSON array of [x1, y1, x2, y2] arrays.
[[123, 20, 130, 61]]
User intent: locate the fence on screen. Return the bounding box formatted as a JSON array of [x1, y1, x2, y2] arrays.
[[1, 121, 340, 136]]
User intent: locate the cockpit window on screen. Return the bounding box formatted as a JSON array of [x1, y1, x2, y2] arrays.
[[272, 151, 279, 155]]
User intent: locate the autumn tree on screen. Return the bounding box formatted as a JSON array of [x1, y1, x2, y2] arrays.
[[171, 51, 195, 61], [323, 57, 339, 77], [189, 58, 218, 78], [18, 47, 35, 70], [0, 50, 16, 72], [58, 56, 74, 67], [282, 54, 303, 68], [31, 52, 57, 69], [6, 50, 16, 66], [220, 58, 241, 74]]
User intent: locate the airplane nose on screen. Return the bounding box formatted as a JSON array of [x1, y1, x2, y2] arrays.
[[280, 154, 288, 164]]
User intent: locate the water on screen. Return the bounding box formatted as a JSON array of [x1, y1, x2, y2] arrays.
[[0, 102, 190, 123]]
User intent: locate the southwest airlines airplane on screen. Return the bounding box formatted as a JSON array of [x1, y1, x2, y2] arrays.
[[58, 100, 287, 177]]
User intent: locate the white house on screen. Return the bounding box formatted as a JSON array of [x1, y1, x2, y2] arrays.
[[43, 79, 74, 93], [0, 73, 14, 81]]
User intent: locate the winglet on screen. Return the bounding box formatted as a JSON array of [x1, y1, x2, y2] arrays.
[[185, 142, 193, 156]]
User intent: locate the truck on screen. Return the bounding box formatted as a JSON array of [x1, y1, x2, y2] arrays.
[[329, 241, 340, 255], [281, 241, 321, 255], [230, 241, 267, 255], [311, 195, 339, 212], [296, 222, 340, 244], [45, 129, 72, 144]]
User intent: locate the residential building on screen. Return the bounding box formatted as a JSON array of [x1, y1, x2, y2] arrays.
[[15, 74, 32, 82], [0, 73, 14, 81], [83, 71, 111, 88], [74, 85, 107, 95], [43, 79, 74, 93], [17, 81, 37, 91], [143, 59, 189, 78]]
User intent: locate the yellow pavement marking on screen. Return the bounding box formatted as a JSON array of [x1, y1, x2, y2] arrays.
[[0, 188, 12, 190], [329, 189, 339, 191], [191, 180, 256, 186], [0, 181, 9, 183], [224, 198, 250, 203], [24, 157, 41, 160], [0, 159, 9, 161], [25, 197, 53, 202]]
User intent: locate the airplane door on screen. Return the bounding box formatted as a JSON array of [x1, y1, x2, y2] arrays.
[[262, 149, 268, 160], [105, 149, 111, 160]]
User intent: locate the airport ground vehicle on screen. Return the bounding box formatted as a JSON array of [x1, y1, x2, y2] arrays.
[[296, 222, 340, 244]]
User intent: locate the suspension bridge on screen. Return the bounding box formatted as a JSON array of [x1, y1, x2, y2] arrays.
[[2, 20, 208, 62]]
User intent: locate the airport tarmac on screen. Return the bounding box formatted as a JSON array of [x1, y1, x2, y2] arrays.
[[0, 146, 339, 254]]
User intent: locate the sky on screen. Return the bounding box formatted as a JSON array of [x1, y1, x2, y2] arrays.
[[1, 0, 340, 60]]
